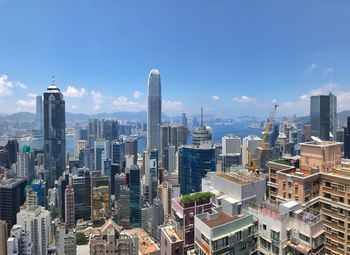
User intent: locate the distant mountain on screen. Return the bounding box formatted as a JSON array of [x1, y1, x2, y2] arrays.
[[295, 110, 350, 125], [0, 112, 36, 122]]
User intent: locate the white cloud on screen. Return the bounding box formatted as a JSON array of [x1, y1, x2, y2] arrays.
[[133, 90, 142, 99], [212, 95, 220, 101], [279, 83, 350, 115], [162, 100, 183, 112], [27, 93, 37, 98], [16, 81, 27, 89], [71, 105, 78, 110], [63, 86, 87, 98], [0, 74, 13, 97], [112, 96, 145, 112], [91, 91, 103, 111], [232, 96, 256, 104], [323, 67, 334, 76], [16, 98, 36, 112], [305, 63, 317, 75]]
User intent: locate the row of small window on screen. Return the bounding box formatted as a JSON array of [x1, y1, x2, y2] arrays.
[[325, 227, 350, 241], [325, 238, 345, 251], [323, 203, 350, 217], [323, 181, 349, 192], [323, 192, 350, 204]]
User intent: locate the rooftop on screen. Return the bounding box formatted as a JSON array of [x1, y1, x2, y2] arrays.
[[201, 211, 241, 228], [300, 140, 342, 147], [162, 226, 182, 243], [216, 171, 264, 185]]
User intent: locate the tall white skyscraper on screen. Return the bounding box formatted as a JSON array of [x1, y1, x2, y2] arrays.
[[222, 135, 241, 155], [16, 206, 51, 255], [242, 135, 262, 166], [147, 69, 161, 152]]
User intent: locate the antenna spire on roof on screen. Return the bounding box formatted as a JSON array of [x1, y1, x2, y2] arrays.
[[52, 74, 55, 85], [200, 106, 204, 126]]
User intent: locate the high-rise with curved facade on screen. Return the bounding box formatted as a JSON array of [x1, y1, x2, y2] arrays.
[[147, 69, 162, 152]]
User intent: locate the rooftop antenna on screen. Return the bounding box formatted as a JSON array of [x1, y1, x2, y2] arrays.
[[52, 74, 55, 85], [200, 106, 204, 126], [329, 77, 333, 94]]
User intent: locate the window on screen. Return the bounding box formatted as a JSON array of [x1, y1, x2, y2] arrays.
[[201, 234, 209, 244], [299, 233, 310, 242], [338, 220, 345, 227], [260, 237, 271, 251], [325, 215, 332, 222], [339, 197, 344, 203], [263, 224, 267, 230], [272, 244, 279, 254], [323, 193, 331, 199], [338, 231, 345, 239], [325, 227, 331, 233], [323, 181, 331, 188], [323, 203, 331, 210], [271, 230, 280, 242], [338, 185, 345, 192], [338, 208, 345, 215]]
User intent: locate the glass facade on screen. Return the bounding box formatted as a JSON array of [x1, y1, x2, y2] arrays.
[[43, 85, 66, 188], [179, 146, 216, 195], [129, 166, 141, 227]]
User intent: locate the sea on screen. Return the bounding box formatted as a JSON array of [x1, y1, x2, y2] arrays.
[[18, 124, 261, 155]]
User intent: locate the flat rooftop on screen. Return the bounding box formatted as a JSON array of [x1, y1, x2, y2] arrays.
[[217, 171, 264, 185], [202, 211, 240, 228], [163, 226, 182, 243], [300, 141, 342, 147], [122, 228, 160, 254]]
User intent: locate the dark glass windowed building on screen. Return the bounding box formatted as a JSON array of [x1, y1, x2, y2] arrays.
[[43, 84, 66, 188], [310, 93, 337, 141], [345, 116, 350, 159], [128, 166, 141, 227], [178, 145, 216, 195]]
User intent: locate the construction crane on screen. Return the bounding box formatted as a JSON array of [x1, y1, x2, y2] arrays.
[[246, 104, 278, 172]]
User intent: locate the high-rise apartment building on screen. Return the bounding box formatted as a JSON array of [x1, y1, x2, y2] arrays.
[[65, 185, 75, 230], [128, 166, 141, 228], [147, 69, 161, 152], [5, 140, 18, 167], [0, 178, 26, 235], [17, 146, 35, 180], [310, 93, 337, 141], [151, 197, 164, 242], [249, 200, 325, 255], [16, 206, 51, 255], [0, 220, 7, 255], [71, 168, 91, 221], [91, 173, 110, 226], [266, 140, 350, 254], [43, 83, 66, 187], [74, 140, 87, 159], [102, 119, 119, 142], [88, 119, 99, 148], [94, 139, 110, 171], [125, 137, 138, 165]]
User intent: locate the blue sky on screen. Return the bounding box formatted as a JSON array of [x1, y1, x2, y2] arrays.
[[0, 0, 349, 117]]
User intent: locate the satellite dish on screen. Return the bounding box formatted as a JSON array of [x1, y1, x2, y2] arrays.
[[311, 136, 323, 143]]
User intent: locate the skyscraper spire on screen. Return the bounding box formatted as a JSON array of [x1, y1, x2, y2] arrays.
[[200, 106, 204, 127]]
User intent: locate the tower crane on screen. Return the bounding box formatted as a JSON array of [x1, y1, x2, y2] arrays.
[[246, 104, 278, 172]]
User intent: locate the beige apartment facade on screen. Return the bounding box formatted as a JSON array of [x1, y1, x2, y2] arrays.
[[268, 141, 350, 255]]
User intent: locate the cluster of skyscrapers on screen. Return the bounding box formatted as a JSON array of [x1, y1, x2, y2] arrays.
[[1, 68, 350, 255]]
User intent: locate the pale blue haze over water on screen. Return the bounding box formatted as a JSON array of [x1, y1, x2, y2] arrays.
[[19, 124, 261, 155]]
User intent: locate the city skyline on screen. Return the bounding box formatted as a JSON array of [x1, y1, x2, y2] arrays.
[[0, 1, 349, 117]]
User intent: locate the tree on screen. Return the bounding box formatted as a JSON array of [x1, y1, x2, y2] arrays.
[[76, 232, 88, 245]]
